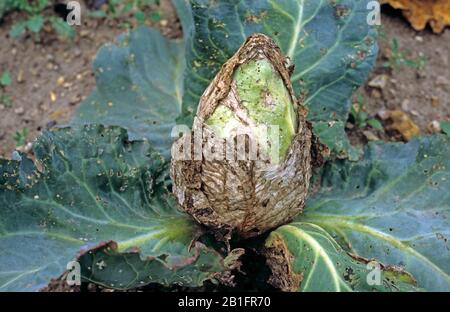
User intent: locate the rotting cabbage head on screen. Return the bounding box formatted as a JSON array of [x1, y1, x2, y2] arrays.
[[171, 34, 312, 239]]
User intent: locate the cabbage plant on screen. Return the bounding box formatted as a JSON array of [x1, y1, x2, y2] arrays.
[[0, 0, 449, 292]]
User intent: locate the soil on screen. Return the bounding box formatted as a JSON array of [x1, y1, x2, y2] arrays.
[[0, 0, 181, 157], [0, 1, 449, 292], [360, 6, 450, 136]]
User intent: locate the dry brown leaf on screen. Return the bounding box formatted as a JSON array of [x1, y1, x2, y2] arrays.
[[387, 110, 421, 141], [49, 108, 70, 120], [382, 0, 450, 33]]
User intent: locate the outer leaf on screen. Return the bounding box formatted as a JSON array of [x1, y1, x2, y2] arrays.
[[302, 135, 450, 291], [71, 27, 185, 159], [0, 125, 232, 291], [264, 222, 418, 292], [441, 121, 450, 136], [173, 0, 378, 159], [79, 241, 234, 290]]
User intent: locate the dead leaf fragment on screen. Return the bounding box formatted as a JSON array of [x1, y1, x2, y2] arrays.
[[363, 130, 380, 141], [49, 108, 69, 120], [431, 95, 440, 107], [368, 74, 388, 89], [382, 0, 450, 33], [17, 69, 24, 83], [387, 110, 421, 141]]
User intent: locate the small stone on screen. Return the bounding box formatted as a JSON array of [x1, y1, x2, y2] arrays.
[[39, 103, 49, 112], [74, 48, 82, 57], [14, 107, 25, 115], [377, 109, 390, 121], [436, 76, 449, 87], [427, 120, 441, 133], [24, 142, 33, 153], [401, 99, 410, 111], [50, 91, 57, 102], [388, 88, 397, 97], [416, 71, 426, 79], [371, 89, 382, 99], [31, 68, 39, 77], [415, 36, 423, 42], [368, 74, 388, 89], [46, 120, 57, 128], [16, 142, 33, 154], [69, 95, 81, 105], [80, 30, 90, 37], [57, 76, 65, 86]]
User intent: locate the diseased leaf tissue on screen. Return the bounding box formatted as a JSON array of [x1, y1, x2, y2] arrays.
[[171, 34, 312, 239]]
